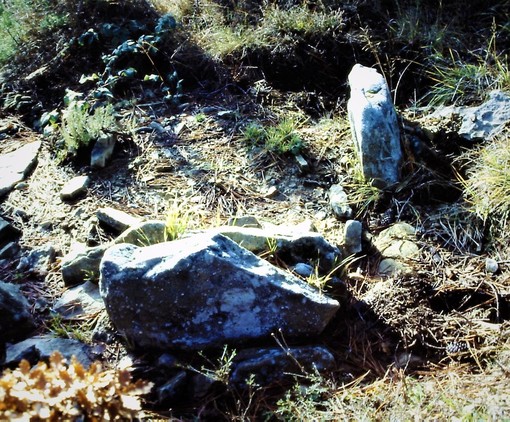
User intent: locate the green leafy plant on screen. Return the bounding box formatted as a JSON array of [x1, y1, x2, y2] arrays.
[[77, 13, 182, 103], [0, 351, 152, 420]]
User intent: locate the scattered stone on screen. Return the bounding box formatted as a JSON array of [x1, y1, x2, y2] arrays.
[[212, 225, 341, 273], [485, 258, 499, 274], [230, 346, 335, 388], [216, 110, 237, 119], [16, 244, 56, 276], [60, 175, 90, 201], [295, 154, 310, 173], [99, 233, 339, 351], [347, 64, 402, 188], [156, 370, 188, 404], [329, 184, 353, 220], [97, 207, 142, 233], [227, 216, 262, 228], [53, 281, 105, 319], [264, 185, 279, 198], [0, 281, 35, 343], [61, 243, 110, 286], [0, 141, 42, 197], [431, 90, 510, 141], [5, 335, 95, 368], [91, 133, 116, 168], [378, 258, 411, 276], [374, 223, 419, 276], [343, 220, 363, 255], [293, 262, 314, 278], [115, 220, 166, 246]]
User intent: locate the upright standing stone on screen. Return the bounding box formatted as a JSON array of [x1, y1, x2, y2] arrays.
[[347, 64, 402, 188]]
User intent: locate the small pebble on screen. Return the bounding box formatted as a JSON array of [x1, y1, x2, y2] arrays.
[[293, 263, 314, 278], [485, 258, 499, 273]]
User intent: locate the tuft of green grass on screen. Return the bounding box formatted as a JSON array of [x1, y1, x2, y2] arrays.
[[459, 131, 510, 253], [164, 200, 190, 241], [424, 23, 510, 106], [242, 118, 303, 155]]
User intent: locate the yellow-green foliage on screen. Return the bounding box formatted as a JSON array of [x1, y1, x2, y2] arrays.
[[164, 203, 190, 241], [0, 351, 152, 420]]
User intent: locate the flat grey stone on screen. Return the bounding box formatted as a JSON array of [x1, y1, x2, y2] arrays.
[[60, 175, 90, 201], [97, 207, 142, 233], [53, 281, 104, 319], [0, 141, 41, 197], [5, 335, 94, 367]]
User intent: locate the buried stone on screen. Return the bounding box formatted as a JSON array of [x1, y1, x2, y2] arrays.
[[99, 233, 339, 351]]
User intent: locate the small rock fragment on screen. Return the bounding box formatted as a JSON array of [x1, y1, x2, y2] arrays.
[[60, 175, 90, 201], [485, 258, 499, 274], [329, 184, 352, 220], [343, 220, 363, 254], [97, 207, 142, 233], [91, 133, 116, 168]]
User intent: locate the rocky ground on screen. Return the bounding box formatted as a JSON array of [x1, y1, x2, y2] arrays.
[[1, 0, 510, 419]]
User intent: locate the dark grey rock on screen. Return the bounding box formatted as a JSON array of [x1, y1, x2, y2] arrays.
[[0, 141, 41, 197], [293, 262, 314, 278], [0, 216, 21, 245], [347, 64, 402, 188], [5, 335, 95, 367], [0, 281, 35, 343], [16, 244, 56, 276], [230, 345, 335, 387], [0, 241, 20, 259], [99, 233, 339, 351]]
